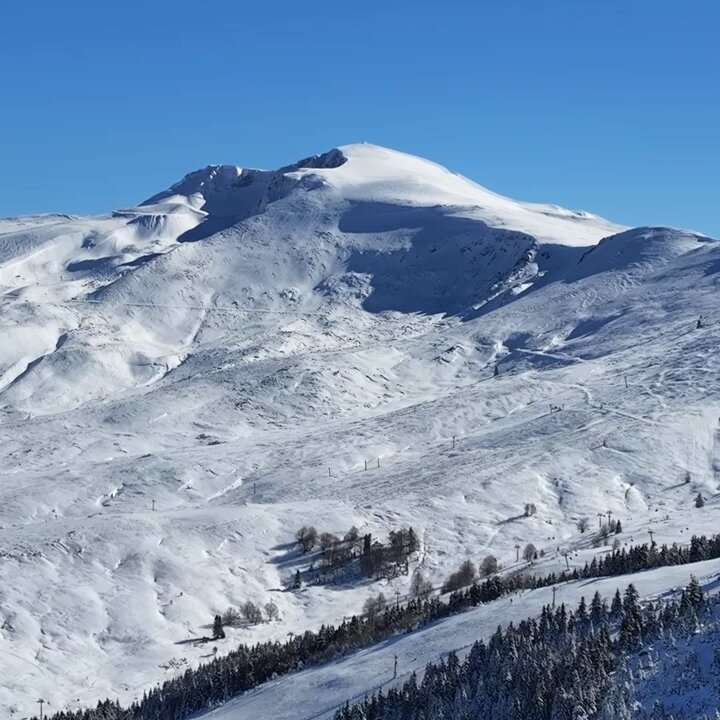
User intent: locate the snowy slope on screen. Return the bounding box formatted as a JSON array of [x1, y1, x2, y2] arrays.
[[0, 144, 718, 717], [201, 561, 720, 720]]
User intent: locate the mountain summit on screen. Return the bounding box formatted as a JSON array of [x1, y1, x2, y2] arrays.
[[143, 143, 622, 244]]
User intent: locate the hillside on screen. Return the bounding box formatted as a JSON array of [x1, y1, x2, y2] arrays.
[[201, 560, 720, 720], [0, 143, 718, 717]]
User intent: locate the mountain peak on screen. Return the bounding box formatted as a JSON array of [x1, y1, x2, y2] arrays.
[[140, 143, 623, 247]]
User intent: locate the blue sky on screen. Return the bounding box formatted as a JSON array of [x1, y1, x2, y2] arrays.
[[1, 0, 718, 236]]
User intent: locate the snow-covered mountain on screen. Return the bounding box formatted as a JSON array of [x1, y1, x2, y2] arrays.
[[0, 143, 718, 717]]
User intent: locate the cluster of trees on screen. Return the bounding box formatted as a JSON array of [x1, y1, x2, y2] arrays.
[[293, 525, 419, 586], [362, 527, 419, 578], [37, 530, 720, 720], [214, 600, 280, 636], [335, 578, 708, 720], [442, 554, 499, 593], [434, 530, 720, 611], [580, 532, 720, 578], [443, 559, 478, 592], [577, 516, 622, 540], [441, 544, 546, 595], [362, 591, 389, 619], [593, 519, 623, 546], [295, 525, 371, 556]]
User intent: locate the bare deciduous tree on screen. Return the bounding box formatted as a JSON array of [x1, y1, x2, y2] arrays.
[[410, 571, 433, 599], [444, 559, 477, 592], [344, 526, 360, 543], [221, 607, 243, 627], [319, 532, 339, 551], [296, 526, 318, 553], [264, 601, 279, 621], [242, 601, 263, 624], [480, 554, 499, 577], [363, 592, 387, 619]]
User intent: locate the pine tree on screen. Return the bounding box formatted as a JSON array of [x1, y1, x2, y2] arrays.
[[212, 614, 225, 640], [622, 583, 640, 614], [590, 591, 606, 623], [407, 527, 418, 554], [619, 584, 642, 650], [576, 596, 588, 623], [680, 575, 704, 612]]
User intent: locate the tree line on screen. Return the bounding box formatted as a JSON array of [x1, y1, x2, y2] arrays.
[[438, 531, 720, 598]]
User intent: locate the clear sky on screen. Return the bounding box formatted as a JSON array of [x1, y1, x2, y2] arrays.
[[1, 0, 718, 236]]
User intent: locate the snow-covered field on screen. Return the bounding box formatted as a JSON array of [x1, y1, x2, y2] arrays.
[[0, 144, 718, 717]]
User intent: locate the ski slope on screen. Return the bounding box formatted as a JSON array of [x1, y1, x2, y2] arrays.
[[0, 143, 718, 717], [202, 560, 720, 720]]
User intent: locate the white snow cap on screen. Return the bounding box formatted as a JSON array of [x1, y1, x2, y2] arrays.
[[141, 142, 624, 246]]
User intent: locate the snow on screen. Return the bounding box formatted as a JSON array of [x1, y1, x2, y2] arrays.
[[0, 142, 718, 717]]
